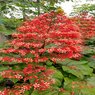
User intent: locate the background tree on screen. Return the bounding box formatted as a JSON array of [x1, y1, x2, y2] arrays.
[[0, 0, 66, 36], [71, 4, 95, 16]]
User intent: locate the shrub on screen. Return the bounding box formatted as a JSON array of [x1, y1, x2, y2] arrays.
[[0, 11, 82, 95]]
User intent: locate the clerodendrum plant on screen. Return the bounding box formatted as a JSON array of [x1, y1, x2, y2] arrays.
[[72, 12, 95, 39], [0, 11, 82, 95]]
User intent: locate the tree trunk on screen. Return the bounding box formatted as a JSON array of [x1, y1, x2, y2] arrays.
[[37, 0, 40, 16]]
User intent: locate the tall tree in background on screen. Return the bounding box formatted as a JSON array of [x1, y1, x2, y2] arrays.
[[71, 4, 95, 16]]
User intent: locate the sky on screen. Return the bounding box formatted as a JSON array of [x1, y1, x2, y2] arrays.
[[60, 0, 95, 15], [60, 1, 74, 15]]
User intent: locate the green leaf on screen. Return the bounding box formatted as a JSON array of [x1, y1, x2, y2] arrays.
[[24, 90, 30, 95], [53, 78, 62, 87], [82, 47, 95, 55], [79, 64, 93, 75], [87, 74, 95, 87], [62, 64, 93, 79], [59, 91, 70, 95], [52, 69, 64, 80], [64, 77, 74, 90], [41, 90, 57, 95], [51, 68, 64, 87], [62, 65, 84, 79], [64, 77, 88, 94], [11, 78, 18, 84], [45, 43, 57, 48], [80, 87, 95, 95], [0, 76, 4, 82], [1, 5, 6, 11], [32, 88, 60, 95], [57, 58, 87, 66], [88, 61, 95, 69], [0, 43, 5, 48], [31, 90, 38, 95], [88, 57, 95, 69], [0, 66, 9, 71], [46, 60, 53, 66]]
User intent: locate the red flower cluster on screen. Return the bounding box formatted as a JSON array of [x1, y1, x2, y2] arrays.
[[0, 12, 82, 63], [0, 11, 82, 94], [72, 12, 95, 39]]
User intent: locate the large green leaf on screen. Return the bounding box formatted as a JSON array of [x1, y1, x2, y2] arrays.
[[32, 88, 59, 95], [64, 77, 95, 95], [87, 74, 95, 87], [64, 77, 73, 91], [80, 87, 95, 95], [62, 63, 93, 79], [32, 87, 71, 95], [52, 69, 64, 80], [51, 68, 64, 87], [88, 57, 95, 69], [82, 47, 95, 55], [57, 58, 87, 66], [62, 65, 84, 79]]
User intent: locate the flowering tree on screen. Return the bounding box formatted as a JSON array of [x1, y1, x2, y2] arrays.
[[0, 11, 82, 95]]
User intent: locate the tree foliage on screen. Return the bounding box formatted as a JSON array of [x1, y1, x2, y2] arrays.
[[71, 4, 95, 16]]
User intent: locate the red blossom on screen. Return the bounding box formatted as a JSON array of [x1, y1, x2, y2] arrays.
[[23, 64, 33, 75]]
